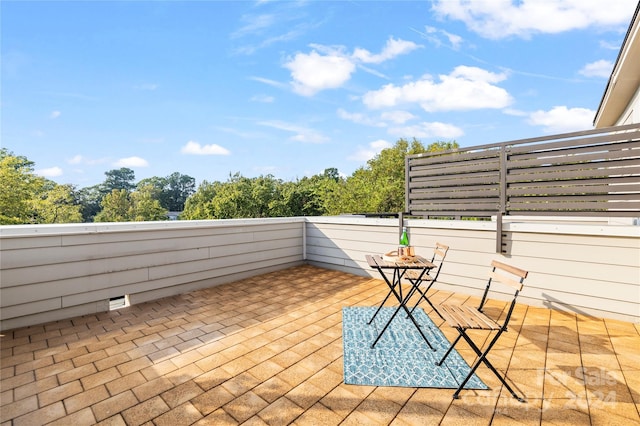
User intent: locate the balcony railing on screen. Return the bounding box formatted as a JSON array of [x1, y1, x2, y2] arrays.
[[1, 215, 638, 331]]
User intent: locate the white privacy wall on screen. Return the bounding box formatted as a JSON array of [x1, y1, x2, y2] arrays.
[[0, 219, 305, 331], [1, 216, 638, 331], [305, 216, 640, 323]]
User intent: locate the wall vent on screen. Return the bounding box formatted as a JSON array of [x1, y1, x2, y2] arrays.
[[109, 295, 129, 310]]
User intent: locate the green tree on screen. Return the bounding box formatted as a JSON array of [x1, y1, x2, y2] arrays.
[[286, 168, 343, 216], [130, 185, 167, 221], [94, 186, 168, 222], [181, 180, 218, 220], [163, 138, 458, 220], [208, 173, 254, 219], [94, 189, 132, 222], [0, 149, 39, 224], [102, 168, 136, 192], [137, 173, 195, 212], [77, 185, 104, 222], [181, 174, 290, 219], [165, 172, 196, 211], [32, 183, 83, 223], [76, 168, 136, 222], [332, 138, 458, 214], [136, 176, 166, 201], [0, 149, 82, 224]]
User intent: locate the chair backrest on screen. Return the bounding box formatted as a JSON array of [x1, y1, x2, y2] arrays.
[[489, 260, 528, 290], [428, 242, 449, 281], [478, 260, 528, 320]]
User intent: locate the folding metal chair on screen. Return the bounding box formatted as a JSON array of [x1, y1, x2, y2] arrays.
[[404, 242, 449, 318], [368, 242, 447, 326], [435, 260, 529, 401]]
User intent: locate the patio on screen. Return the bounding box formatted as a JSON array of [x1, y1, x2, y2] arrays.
[[1, 265, 639, 425]]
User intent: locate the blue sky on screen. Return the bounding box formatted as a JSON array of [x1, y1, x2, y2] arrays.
[[2, 0, 637, 188]]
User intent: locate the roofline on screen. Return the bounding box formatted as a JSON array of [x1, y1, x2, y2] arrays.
[[593, 1, 640, 127]]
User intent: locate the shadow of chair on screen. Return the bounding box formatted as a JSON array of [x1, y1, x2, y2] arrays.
[[435, 260, 529, 401]]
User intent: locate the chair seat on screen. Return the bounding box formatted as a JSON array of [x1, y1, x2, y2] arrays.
[[438, 304, 501, 330], [404, 270, 434, 280]]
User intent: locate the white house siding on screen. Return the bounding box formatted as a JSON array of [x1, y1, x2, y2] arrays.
[[305, 217, 640, 323], [0, 219, 305, 331], [1, 216, 638, 331], [618, 84, 640, 125]]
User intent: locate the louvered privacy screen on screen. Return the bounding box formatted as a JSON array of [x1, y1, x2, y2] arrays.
[[405, 123, 640, 251]]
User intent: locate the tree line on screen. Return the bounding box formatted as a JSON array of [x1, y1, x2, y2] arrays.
[[0, 139, 457, 225]]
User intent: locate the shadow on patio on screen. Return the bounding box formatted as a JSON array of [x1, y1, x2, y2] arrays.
[[1, 265, 639, 425]]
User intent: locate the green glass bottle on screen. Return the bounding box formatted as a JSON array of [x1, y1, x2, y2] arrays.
[[399, 226, 409, 247]]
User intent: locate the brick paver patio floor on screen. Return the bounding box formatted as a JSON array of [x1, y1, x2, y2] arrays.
[[1, 265, 639, 425]]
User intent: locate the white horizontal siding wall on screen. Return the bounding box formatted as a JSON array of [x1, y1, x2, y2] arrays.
[[0, 218, 305, 331], [1, 216, 638, 330], [305, 217, 640, 323]]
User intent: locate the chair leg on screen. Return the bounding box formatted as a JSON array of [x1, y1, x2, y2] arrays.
[[409, 285, 442, 319], [454, 330, 526, 402], [436, 333, 463, 366]]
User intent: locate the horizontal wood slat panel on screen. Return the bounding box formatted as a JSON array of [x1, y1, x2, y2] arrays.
[[507, 176, 640, 193], [508, 200, 640, 211], [507, 146, 640, 169], [410, 210, 497, 217], [508, 129, 640, 155], [411, 202, 500, 210], [410, 175, 500, 187], [409, 162, 500, 178], [507, 159, 640, 178], [408, 149, 500, 167], [409, 188, 499, 199], [406, 123, 640, 218]]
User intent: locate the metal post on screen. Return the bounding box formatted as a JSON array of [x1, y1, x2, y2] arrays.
[[497, 146, 508, 253]]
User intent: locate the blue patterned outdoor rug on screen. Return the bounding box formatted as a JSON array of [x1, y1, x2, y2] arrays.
[[342, 306, 488, 389]]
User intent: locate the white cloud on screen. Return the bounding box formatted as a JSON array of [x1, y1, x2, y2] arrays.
[[599, 40, 621, 50], [348, 139, 393, 162], [232, 13, 276, 38], [388, 122, 464, 139], [380, 110, 416, 124], [418, 26, 464, 49], [284, 37, 420, 96], [528, 106, 595, 133], [249, 76, 288, 90], [181, 141, 231, 155], [113, 156, 150, 167], [352, 37, 421, 64], [363, 66, 512, 112], [503, 108, 529, 117], [258, 120, 329, 143], [432, 0, 636, 39], [337, 108, 386, 127], [68, 155, 83, 164], [579, 60, 613, 78], [35, 166, 63, 178], [285, 50, 356, 96], [67, 155, 109, 165], [50, 110, 61, 119], [290, 132, 328, 143]]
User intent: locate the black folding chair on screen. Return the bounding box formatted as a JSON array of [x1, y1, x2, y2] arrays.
[[435, 260, 529, 401], [404, 242, 449, 318]]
